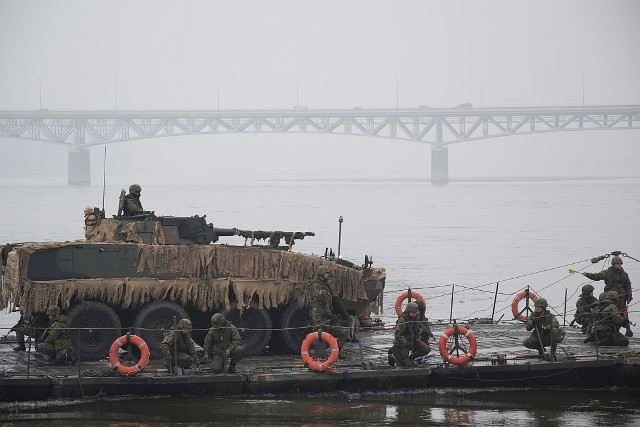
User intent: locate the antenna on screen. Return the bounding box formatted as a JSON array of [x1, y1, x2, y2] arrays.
[[337, 216, 343, 258], [102, 146, 107, 215]]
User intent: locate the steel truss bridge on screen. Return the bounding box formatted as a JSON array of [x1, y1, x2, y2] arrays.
[[1, 105, 639, 184]]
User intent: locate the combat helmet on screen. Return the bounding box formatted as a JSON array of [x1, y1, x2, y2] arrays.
[[611, 256, 623, 265], [177, 318, 192, 329], [315, 265, 331, 278], [406, 302, 420, 313], [534, 297, 548, 308], [606, 291, 619, 301], [581, 284, 594, 296], [129, 184, 142, 195], [211, 313, 225, 326], [46, 306, 61, 317]]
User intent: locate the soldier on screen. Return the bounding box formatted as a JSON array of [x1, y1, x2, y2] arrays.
[[161, 318, 198, 371], [415, 299, 435, 352], [36, 306, 73, 364], [522, 298, 565, 360], [592, 291, 629, 346], [388, 302, 431, 367], [574, 284, 599, 334], [305, 265, 349, 347], [202, 313, 244, 374], [582, 255, 633, 337], [122, 184, 144, 216]]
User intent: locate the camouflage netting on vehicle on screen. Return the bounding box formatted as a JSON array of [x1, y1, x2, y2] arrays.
[[85, 217, 165, 244], [0, 243, 370, 315]]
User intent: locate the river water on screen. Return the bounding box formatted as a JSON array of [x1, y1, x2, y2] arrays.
[[1, 177, 639, 425]]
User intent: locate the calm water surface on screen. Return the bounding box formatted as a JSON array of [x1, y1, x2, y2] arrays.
[[1, 178, 639, 425]]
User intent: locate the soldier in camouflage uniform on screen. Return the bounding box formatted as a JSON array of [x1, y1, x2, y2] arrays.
[[415, 300, 435, 350], [523, 298, 565, 360], [592, 291, 629, 346], [574, 284, 599, 334], [161, 318, 198, 371], [202, 313, 244, 374], [305, 265, 349, 347], [582, 256, 633, 337], [122, 184, 144, 216], [36, 306, 73, 364], [388, 302, 431, 367]]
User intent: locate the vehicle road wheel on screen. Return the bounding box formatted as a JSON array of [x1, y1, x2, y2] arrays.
[[133, 301, 188, 359], [67, 301, 122, 361], [223, 302, 272, 356], [279, 302, 312, 354]]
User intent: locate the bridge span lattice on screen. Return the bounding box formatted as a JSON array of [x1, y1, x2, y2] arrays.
[[1, 106, 638, 184]]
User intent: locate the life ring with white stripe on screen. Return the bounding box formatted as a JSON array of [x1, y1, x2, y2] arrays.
[[511, 290, 539, 322], [109, 334, 150, 377], [438, 325, 477, 366], [394, 290, 426, 316], [300, 331, 340, 373]]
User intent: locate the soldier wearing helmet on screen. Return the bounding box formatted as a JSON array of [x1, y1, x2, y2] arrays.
[[161, 318, 198, 372], [202, 313, 244, 374], [582, 255, 632, 337], [522, 297, 565, 360], [388, 301, 431, 367], [36, 305, 73, 364], [122, 184, 144, 217], [588, 291, 629, 346], [304, 264, 349, 347], [574, 284, 598, 334]]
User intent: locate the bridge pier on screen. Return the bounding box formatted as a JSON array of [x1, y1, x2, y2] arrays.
[[430, 144, 448, 184], [68, 147, 91, 185]]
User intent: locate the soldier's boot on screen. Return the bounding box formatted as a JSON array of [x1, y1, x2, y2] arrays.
[[227, 362, 237, 374], [625, 328, 633, 338], [550, 344, 558, 361], [387, 348, 397, 367], [13, 332, 26, 351], [537, 348, 545, 358]]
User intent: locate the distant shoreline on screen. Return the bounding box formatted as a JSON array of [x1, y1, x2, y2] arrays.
[[261, 176, 640, 183]]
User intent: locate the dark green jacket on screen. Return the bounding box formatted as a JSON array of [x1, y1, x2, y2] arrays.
[[584, 267, 632, 303], [575, 294, 599, 325], [203, 321, 242, 355], [122, 194, 143, 216], [526, 310, 564, 342], [394, 312, 422, 348], [43, 314, 71, 347], [596, 301, 625, 336], [161, 329, 197, 360]]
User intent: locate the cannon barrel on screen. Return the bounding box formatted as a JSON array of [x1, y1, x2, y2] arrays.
[[210, 227, 237, 237]]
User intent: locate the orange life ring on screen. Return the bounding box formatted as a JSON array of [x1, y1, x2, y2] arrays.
[[511, 290, 539, 322], [300, 331, 340, 373], [394, 290, 426, 316], [438, 325, 477, 365], [109, 334, 150, 377]]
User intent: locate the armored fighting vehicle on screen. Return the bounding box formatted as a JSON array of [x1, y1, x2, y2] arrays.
[[0, 206, 385, 360]]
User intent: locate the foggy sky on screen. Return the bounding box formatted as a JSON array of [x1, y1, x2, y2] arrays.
[[1, 0, 639, 183]]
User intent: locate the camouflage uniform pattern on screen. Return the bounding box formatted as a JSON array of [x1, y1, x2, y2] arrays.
[[161, 329, 198, 369], [583, 266, 632, 310], [391, 308, 431, 367], [305, 266, 349, 346], [574, 285, 599, 334], [122, 184, 144, 216], [36, 307, 72, 363], [203, 318, 245, 373], [523, 304, 565, 352], [593, 291, 629, 346]]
